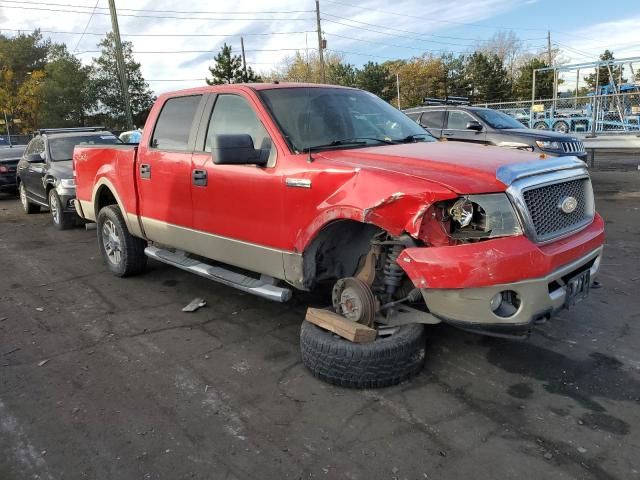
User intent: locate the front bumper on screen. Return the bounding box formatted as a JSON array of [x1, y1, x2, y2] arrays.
[[56, 185, 77, 213], [421, 247, 601, 335], [399, 214, 605, 332]]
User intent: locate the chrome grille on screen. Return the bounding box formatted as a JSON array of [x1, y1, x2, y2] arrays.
[[522, 178, 592, 242], [561, 141, 585, 153]]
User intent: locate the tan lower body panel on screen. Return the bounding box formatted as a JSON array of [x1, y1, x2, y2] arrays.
[[422, 247, 602, 326], [78, 199, 144, 238], [141, 216, 304, 288]]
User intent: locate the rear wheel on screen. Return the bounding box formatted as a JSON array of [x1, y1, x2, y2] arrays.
[[96, 205, 147, 277], [533, 122, 548, 130], [48, 189, 75, 230], [19, 182, 40, 214]]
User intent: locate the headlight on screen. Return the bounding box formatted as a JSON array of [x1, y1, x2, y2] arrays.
[[535, 140, 561, 150], [59, 178, 76, 188], [441, 194, 522, 241]]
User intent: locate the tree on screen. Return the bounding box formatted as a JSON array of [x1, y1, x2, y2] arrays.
[[466, 52, 510, 103], [387, 56, 446, 109], [40, 44, 94, 127], [513, 58, 552, 100], [327, 62, 356, 87], [0, 30, 50, 131], [355, 62, 393, 102], [478, 31, 522, 83], [441, 54, 468, 98], [90, 33, 154, 129], [584, 50, 625, 90], [206, 43, 260, 85], [270, 50, 344, 84]]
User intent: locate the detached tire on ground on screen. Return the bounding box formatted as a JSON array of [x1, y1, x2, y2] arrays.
[[300, 320, 426, 388], [96, 205, 147, 277]]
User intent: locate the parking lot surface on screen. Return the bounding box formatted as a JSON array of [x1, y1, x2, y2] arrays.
[[1, 169, 639, 480]]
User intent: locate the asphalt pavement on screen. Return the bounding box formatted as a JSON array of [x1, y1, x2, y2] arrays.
[[0, 169, 638, 480]]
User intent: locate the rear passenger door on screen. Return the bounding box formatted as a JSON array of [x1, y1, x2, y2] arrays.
[[442, 110, 487, 144], [21, 137, 47, 203], [136, 94, 206, 242], [418, 110, 445, 138]]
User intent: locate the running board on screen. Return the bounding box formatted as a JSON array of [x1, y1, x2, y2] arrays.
[[144, 246, 292, 303]]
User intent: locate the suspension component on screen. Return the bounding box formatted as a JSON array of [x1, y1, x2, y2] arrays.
[[383, 243, 405, 302]]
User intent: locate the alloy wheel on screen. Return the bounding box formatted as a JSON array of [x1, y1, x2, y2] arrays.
[[101, 219, 122, 265], [49, 192, 59, 224]]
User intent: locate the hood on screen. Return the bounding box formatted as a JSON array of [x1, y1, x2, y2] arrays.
[[316, 141, 545, 194], [502, 128, 579, 141], [49, 160, 73, 179]]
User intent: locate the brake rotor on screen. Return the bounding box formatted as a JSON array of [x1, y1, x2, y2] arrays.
[[332, 277, 377, 328]]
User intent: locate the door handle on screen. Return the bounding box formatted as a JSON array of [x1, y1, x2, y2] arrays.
[[442, 132, 454, 136], [192, 169, 207, 186], [140, 164, 151, 179]]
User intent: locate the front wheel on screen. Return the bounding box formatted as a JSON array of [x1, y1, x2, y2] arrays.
[[49, 189, 75, 230], [300, 320, 426, 388], [19, 182, 40, 214], [96, 205, 147, 277]]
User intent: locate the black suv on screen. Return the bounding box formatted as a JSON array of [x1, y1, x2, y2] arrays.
[[17, 128, 120, 229], [404, 102, 587, 162], [0, 145, 26, 194]]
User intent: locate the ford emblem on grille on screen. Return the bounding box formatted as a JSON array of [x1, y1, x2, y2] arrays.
[[559, 196, 578, 214]]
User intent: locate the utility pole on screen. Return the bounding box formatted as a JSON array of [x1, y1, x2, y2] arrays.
[[240, 36, 248, 82], [315, 0, 325, 83], [108, 0, 133, 130], [396, 73, 401, 110], [547, 30, 552, 67]]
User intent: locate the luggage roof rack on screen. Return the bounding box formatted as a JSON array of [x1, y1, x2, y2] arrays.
[[38, 127, 107, 134], [422, 96, 470, 106]]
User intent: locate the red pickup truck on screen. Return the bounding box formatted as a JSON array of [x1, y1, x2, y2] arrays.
[[74, 84, 604, 388]]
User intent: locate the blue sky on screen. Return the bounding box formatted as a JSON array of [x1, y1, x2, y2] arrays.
[[1, 0, 638, 93]]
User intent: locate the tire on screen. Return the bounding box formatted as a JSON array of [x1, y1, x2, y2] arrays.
[[533, 122, 548, 130], [300, 320, 426, 388], [553, 121, 570, 133], [19, 182, 40, 214], [96, 205, 147, 277], [48, 189, 75, 230]]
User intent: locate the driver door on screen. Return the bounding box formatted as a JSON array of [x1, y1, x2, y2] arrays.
[[442, 110, 487, 144], [189, 92, 285, 272]]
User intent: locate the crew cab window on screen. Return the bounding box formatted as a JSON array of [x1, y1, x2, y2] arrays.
[[421, 110, 445, 128], [447, 111, 476, 129], [205, 94, 274, 163], [151, 95, 202, 151], [405, 112, 421, 122]]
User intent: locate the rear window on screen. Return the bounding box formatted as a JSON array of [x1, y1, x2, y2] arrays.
[[151, 95, 202, 151], [49, 134, 120, 162]]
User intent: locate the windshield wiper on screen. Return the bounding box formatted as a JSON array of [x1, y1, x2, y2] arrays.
[[397, 133, 432, 143], [302, 137, 394, 152]]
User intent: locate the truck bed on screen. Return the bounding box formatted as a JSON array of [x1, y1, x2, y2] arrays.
[[73, 144, 139, 222]]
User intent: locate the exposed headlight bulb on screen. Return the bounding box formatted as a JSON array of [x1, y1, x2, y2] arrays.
[[449, 198, 474, 228]]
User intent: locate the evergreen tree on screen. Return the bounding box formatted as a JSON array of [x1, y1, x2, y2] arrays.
[[355, 62, 393, 102], [466, 52, 510, 103], [327, 62, 356, 87], [207, 43, 260, 85], [90, 33, 154, 129], [513, 58, 553, 100], [585, 50, 624, 90]]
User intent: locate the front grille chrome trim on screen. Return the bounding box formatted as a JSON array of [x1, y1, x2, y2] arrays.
[[506, 166, 595, 244]]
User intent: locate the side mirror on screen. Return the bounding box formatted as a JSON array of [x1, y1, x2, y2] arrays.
[[26, 153, 45, 163], [466, 121, 483, 132], [211, 134, 266, 166]]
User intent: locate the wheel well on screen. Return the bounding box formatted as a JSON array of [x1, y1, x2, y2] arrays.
[[95, 185, 118, 213], [302, 220, 382, 289]]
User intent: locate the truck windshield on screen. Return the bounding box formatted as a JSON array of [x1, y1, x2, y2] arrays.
[[474, 109, 525, 130], [258, 87, 434, 152], [49, 134, 120, 161]]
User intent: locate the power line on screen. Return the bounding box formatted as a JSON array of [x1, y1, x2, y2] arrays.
[[322, 0, 548, 32], [76, 48, 307, 54], [0, 27, 316, 37], [0, 0, 314, 14], [325, 31, 469, 55], [325, 48, 396, 60], [0, 3, 313, 20], [72, 0, 99, 52]]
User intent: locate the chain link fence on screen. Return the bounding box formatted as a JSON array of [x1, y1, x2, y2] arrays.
[[0, 134, 34, 146], [476, 91, 640, 135]]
